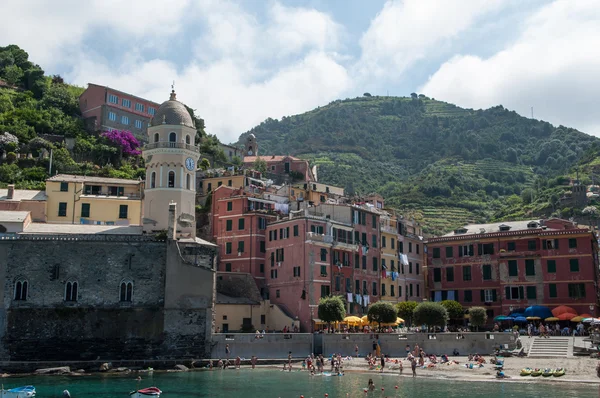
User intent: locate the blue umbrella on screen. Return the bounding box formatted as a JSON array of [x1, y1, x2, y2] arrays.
[[509, 308, 526, 316], [510, 313, 525, 318], [524, 305, 552, 319], [513, 316, 528, 323]]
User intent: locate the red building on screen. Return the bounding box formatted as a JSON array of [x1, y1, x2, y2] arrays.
[[243, 155, 315, 182], [426, 219, 599, 321], [211, 186, 281, 295], [79, 83, 160, 141]]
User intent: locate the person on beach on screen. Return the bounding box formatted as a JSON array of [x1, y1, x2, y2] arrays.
[[372, 340, 377, 356], [380, 354, 385, 373], [283, 363, 288, 371], [217, 359, 223, 369], [368, 379, 375, 391], [225, 344, 231, 359], [405, 344, 411, 357], [411, 357, 417, 377], [251, 355, 257, 369], [399, 359, 403, 374], [355, 344, 359, 357], [288, 351, 292, 370], [235, 356, 241, 369]]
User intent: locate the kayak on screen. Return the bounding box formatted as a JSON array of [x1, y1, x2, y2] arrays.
[[553, 368, 566, 377], [531, 368, 542, 377], [129, 387, 162, 397], [520, 368, 532, 376], [542, 368, 554, 377], [1, 386, 36, 398]]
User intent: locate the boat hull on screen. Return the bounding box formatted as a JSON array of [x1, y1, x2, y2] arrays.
[[1, 386, 36, 398], [129, 387, 161, 397]]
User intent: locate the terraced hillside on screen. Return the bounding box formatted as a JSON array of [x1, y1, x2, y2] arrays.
[[237, 95, 599, 235]]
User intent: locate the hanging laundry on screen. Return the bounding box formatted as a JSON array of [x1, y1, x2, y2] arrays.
[[434, 291, 442, 302], [347, 293, 353, 303], [274, 203, 289, 214], [447, 291, 455, 301], [363, 295, 370, 305]]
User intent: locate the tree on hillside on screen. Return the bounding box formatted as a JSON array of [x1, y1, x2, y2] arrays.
[[318, 296, 346, 328], [440, 300, 463, 321], [3, 65, 23, 85], [413, 302, 448, 330], [396, 301, 418, 327], [367, 302, 397, 330], [468, 307, 487, 331]]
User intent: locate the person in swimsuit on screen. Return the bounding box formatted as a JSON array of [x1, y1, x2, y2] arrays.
[[380, 354, 385, 373], [368, 379, 375, 391], [411, 357, 417, 377]]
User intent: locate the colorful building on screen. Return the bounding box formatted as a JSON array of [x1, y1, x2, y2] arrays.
[[397, 217, 425, 302], [45, 174, 143, 225], [380, 213, 400, 304], [426, 219, 600, 321], [243, 155, 315, 182], [79, 83, 160, 141], [0, 186, 46, 222]]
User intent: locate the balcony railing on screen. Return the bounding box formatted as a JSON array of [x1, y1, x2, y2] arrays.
[[380, 225, 396, 234], [143, 142, 199, 151], [306, 232, 333, 244], [80, 193, 141, 199]]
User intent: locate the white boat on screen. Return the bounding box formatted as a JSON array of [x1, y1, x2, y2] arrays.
[[129, 387, 161, 397], [1, 386, 36, 398]]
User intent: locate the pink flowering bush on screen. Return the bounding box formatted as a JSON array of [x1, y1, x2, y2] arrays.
[[101, 129, 141, 157]]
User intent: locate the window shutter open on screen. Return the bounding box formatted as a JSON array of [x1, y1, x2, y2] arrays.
[[478, 244, 482, 256], [519, 286, 524, 299], [492, 289, 497, 302], [480, 289, 485, 302], [505, 287, 510, 300]]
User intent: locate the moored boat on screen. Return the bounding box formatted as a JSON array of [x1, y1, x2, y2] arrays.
[[542, 368, 554, 377], [553, 368, 566, 377], [531, 368, 542, 377], [129, 387, 161, 397], [1, 386, 36, 398]]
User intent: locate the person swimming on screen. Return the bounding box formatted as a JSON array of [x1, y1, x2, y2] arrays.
[[368, 378, 375, 391]]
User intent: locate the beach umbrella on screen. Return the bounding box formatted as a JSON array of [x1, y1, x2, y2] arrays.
[[396, 317, 405, 324], [524, 305, 553, 319], [556, 312, 577, 321], [509, 308, 526, 315], [552, 305, 578, 317], [494, 315, 511, 322], [583, 318, 598, 323], [343, 316, 363, 325], [526, 316, 541, 321], [571, 316, 585, 322], [513, 316, 528, 323], [579, 313, 592, 318], [545, 317, 560, 322], [361, 315, 370, 323]]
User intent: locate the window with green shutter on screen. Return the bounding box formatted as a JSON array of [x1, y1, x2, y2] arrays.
[[226, 220, 232, 231], [226, 242, 232, 254], [81, 203, 90, 218], [446, 267, 454, 282], [482, 264, 492, 280], [525, 259, 535, 276], [547, 260, 556, 273], [372, 257, 378, 272], [508, 260, 518, 276], [527, 240, 536, 250], [569, 258, 579, 272], [549, 283, 557, 298], [446, 246, 453, 257], [462, 266, 471, 281], [433, 248, 440, 258], [238, 218, 245, 230], [320, 249, 327, 261], [433, 268, 441, 282], [569, 238, 577, 248], [118, 205, 128, 219], [464, 290, 472, 302], [227, 201, 233, 211], [58, 202, 67, 217], [320, 265, 327, 276], [526, 286, 537, 299]]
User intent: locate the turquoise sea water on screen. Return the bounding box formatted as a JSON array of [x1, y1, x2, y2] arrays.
[[3, 369, 599, 397]]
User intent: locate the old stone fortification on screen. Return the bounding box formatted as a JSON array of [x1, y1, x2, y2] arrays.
[[0, 234, 216, 361], [211, 332, 515, 359]]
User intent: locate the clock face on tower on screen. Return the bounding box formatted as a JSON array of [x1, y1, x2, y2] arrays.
[[185, 157, 195, 171]]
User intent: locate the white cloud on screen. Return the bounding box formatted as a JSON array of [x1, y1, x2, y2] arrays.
[[420, 0, 600, 136], [356, 0, 504, 80]]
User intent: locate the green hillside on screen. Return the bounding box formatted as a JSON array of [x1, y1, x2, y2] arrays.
[[238, 94, 599, 234]]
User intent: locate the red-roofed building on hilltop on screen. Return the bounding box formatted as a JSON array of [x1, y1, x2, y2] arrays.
[[426, 218, 600, 322]]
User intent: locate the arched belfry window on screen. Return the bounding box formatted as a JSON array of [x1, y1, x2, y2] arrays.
[[120, 280, 133, 302], [14, 279, 28, 301], [65, 280, 78, 302], [185, 135, 191, 145], [169, 132, 177, 146], [168, 171, 175, 188], [186, 174, 191, 190], [154, 133, 159, 143], [150, 171, 156, 188]]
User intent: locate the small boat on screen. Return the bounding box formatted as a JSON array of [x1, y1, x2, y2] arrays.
[[520, 368, 532, 376], [129, 387, 161, 397], [531, 368, 542, 377], [1, 386, 36, 397], [542, 368, 554, 377], [553, 368, 566, 377]]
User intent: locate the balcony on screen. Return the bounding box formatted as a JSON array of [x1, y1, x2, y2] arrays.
[[333, 237, 359, 251], [380, 225, 396, 234], [80, 193, 141, 200], [498, 250, 540, 258], [306, 232, 333, 244], [143, 142, 199, 151]]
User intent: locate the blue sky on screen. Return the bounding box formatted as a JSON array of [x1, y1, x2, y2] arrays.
[[1, 0, 599, 143]]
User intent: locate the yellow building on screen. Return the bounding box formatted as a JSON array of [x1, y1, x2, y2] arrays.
[[45, 174, 143, 225], [291, 182, 345, 204], [198, 173, 247, 197], [380, 214, 401, 304]]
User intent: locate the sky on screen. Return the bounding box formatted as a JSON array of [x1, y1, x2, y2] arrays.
[[1, 0, 600, 144]]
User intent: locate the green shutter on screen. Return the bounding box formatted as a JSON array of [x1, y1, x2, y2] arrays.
[[519, 286, 524, 299], [480, 289, 485, 302], [505, 287, 510, 300], [549, 284, 557, 298], [492, 289, 497, 302]]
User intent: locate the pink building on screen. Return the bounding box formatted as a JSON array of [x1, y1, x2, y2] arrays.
[[243, 155, 315, 182], [79, 83, 160, 141]]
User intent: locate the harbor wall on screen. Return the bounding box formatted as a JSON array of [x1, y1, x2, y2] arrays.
[[211, 333, 314, 359]]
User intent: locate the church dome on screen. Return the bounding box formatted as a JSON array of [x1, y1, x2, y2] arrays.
[[150, 90, 194, 128]]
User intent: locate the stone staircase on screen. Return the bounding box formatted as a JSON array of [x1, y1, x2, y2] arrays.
[[527, 337, 571, 357]]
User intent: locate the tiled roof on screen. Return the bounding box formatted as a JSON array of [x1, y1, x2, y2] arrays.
[[243, 155, 301, 163], [0, 189, 46, 201], [0, 211, 30, 222], [149, 91, 194, 128], [47, 174, 142, 186]]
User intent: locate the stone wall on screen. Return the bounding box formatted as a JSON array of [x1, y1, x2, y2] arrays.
[[211, 333, 313, 359]]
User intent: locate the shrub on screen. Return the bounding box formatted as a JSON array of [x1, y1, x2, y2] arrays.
[[469, 307, 488, 331], [396, 301, 418, 326], [413, 302, 448, 329], [318, 296, 346, 326], [367, 302, 397, 329]]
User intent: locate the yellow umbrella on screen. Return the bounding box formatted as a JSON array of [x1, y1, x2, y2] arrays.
[[545, 317, 560, 322], [343, 316, 363, 325], [361, 315, 370, 323], [526, 316, 541, 320], [571, 316, 585, 322], [396, 317, 405, 324]]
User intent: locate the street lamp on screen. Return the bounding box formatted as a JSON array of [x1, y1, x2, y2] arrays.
[[509, 305, 514, 314], [590, 304, 595, 316]]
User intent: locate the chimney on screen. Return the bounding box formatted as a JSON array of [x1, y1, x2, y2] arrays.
[[7, 185, 15, 200], [167, 201, 177, 240]]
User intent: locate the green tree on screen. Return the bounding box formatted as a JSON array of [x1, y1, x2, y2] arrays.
[[367, 301, 397, 330], [521, 188, 535, 204], [468, 307, 487, 331], [317, 296, 346, 328], [200, 158, 211, 171], [413, 302, 448, 329], [440, 300, 463, 320], [253, 156, 267, 174], [396, 301, 418, 327], [3, 65, 23, 85]]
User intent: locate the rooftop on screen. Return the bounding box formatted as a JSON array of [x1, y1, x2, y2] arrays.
[[47, 174, 142, 186], [0, 211, 30, 223], [149, 90, 194, 128], [0, 189, 46, 201], [243, 155, 301, 163], [21, 223, 143, 235], [216, 293, 259, 305], [442, 219, 568, 237], [85, 83, 160, 106]]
